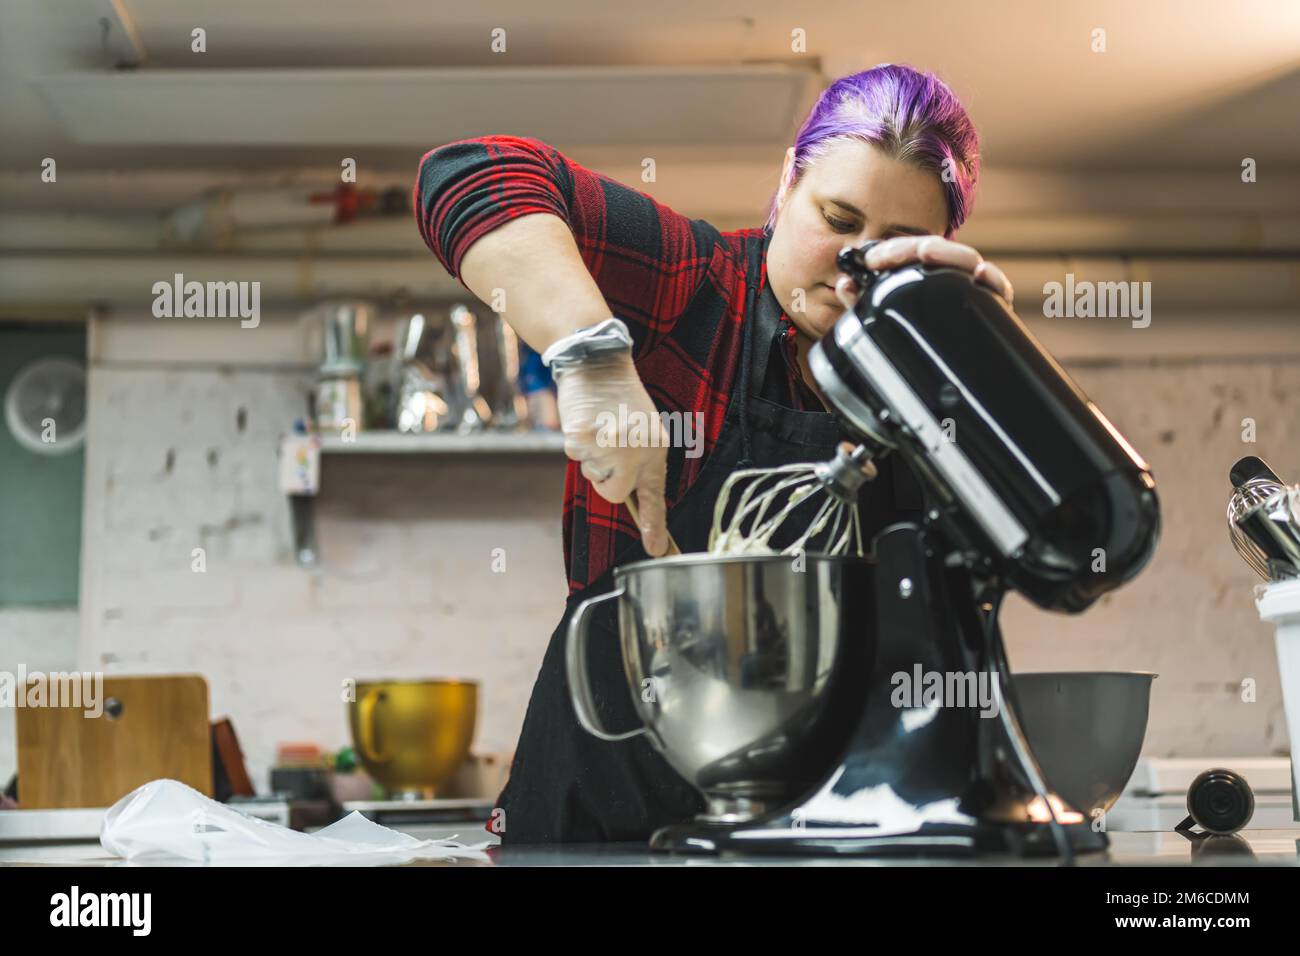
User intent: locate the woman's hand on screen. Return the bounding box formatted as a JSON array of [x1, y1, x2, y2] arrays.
[[833, 236, 1014, 310], [555, 353, 670, 557]]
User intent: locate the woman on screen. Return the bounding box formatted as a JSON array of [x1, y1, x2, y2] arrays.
[[414, 63, 1013, 844]]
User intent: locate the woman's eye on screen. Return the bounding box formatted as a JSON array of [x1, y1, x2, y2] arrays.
[[823, 212, 856, 233]]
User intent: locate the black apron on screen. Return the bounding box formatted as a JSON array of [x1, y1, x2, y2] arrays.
[[492, 231, 923, 844]]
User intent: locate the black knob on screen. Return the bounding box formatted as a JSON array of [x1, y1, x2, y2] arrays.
[[1183, 768, 1255, 835], [836, 240, 885, 286]]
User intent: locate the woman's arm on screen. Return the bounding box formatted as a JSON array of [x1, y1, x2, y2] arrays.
[[457, 212, 612, 354], [413, 135, 722, 556], [413, 134, 720, 360]]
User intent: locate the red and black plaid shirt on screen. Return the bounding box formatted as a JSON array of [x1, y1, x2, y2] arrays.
[[415, 135, 821, 592]]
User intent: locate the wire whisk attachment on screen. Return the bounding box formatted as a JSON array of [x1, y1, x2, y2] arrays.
[[708, 443, 876, 557], [1226, 456, 1300, 581]]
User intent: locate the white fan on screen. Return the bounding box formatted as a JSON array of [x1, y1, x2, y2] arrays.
[[4, 357, 87, 455]]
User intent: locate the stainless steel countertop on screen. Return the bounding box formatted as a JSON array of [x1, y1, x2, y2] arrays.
[[3, 826, 1298, 866]]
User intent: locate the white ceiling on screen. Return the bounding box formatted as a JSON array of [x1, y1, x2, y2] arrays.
[[1, 0, 1298, 178]]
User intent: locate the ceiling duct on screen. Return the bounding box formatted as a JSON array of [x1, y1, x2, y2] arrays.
[[32, 64, 818, 146]]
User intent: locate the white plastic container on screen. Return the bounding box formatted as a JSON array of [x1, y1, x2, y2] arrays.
[[1255, 578, 1300, 820]]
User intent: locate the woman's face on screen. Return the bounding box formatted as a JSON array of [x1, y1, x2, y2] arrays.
[[766, 138, 950, 340]]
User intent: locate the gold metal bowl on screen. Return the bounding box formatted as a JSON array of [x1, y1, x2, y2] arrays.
[[347, 679, 478, 798]]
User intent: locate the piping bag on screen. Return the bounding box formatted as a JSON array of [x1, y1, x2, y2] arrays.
[[100, 778, 493, 864]]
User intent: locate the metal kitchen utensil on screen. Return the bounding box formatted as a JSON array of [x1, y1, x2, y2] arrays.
[[317, 301, 374, 376], [1227, 455, 1300, 580], [1010, 671, 1156, 818], [347, 679, 478, 799], [449, 304, 493, 433], [1227, 455, 1284, 578], [314, 375, 363, 431], [1235, 488, 1300, 580], [391, 311, 462, 433], [483, 314, 529, 430], [394, 363, 454, 433], [708, 442, 874, 557], [567, 552, 873, 818], [309, 301, 375, 432]]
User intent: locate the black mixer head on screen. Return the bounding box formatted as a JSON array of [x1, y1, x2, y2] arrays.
[[809, 257, 1160, 613]]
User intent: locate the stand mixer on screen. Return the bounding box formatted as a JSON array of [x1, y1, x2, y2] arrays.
[[571, 246, 1161, 860]]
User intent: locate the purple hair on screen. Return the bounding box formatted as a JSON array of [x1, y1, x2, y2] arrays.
[[765, 64, 980, 238]]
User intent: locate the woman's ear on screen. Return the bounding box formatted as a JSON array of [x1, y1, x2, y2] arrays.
[[777, 146, 796, 210]]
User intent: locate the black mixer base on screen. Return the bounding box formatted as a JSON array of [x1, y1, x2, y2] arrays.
[[649, 818, 1109, 859]]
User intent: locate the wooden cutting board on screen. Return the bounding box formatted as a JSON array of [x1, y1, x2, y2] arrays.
[[16, 674, 212, 809]]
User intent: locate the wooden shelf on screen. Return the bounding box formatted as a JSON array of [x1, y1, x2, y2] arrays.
[[318, 430, 566, 455]]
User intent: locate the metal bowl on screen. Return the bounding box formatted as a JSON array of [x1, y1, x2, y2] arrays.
[[567, 552, 874, 822], [347, 679, 478, 797], [1010, 671, 1156, 816]]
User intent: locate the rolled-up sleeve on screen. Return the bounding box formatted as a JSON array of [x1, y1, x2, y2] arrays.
[[414, 135, 575, 282]]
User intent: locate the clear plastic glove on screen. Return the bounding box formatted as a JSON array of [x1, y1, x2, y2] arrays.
[[554, 353, 670, 557], [99, 778, 492, 864]]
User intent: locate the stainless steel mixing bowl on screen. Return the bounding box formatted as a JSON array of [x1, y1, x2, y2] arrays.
[[1010, 671, 1156, 817], [567, 552, 874, 822]]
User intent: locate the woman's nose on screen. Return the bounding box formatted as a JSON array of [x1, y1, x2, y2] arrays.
[[833, 275, 860, 310], [855, 227, 891, 243]]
